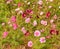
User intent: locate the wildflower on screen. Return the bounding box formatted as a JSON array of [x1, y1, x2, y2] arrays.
[[22, 12, 27, 18], [40, 29, 45, 32], [25, 18, 30, 23], [50, 29, 59, 35], [53, 14, 57, 20], [11, 16, 16, 22], [39, 37, 46, 43], [18, 2, 21, 7], [34, 30, 41, 37], [51, 24, 56, 29], [26, 9, 33, 14], [21, 27, 27, 34], [40, 11, 44, 15], [46, 35, 51, 39], [2, 23, 5, 26], [33, 20, 37, 26], [24, 31, 30, 36], [38, 0, 43, 5], [15, 8, 20, 12], [12, 23, 18, 30], [50, 19, 54, 24], [49, 0, 53, 2], [46, 12, 51, 18], [6, 0, 12, 4], [48, 6, 52, 8], [3, 31, 8, 38], [28, 41, 33, 47], [41, 20, 47, 26]]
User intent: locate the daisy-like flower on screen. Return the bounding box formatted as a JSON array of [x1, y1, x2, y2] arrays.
[[53, 14, 57, 20], [21, 27, 27, 34], [3, 31, 8, 38], [34, 30, 41, 37], [49, 0, 53, 2], [11, 16, 16, 22], [48, 6, 52, 8], [22, 12, 27, 18], [39, 37, 46, 43], [38, 0, 43, 5], [18, 2, 21, 7], [15, 8, 20, 12], [40, 29, 45, 32], [50, 19, 54, 24], [26, 9, 33, 14], [33, 20, 37, 26], [50, 29, 59, 35], [2, 23, 5, 26], [12, 23, 18, 30], [24, 31, 30, 36], [25, 18, 30, 23], [40, 11, 44, 15], [6, 0, 12, 4], [46, 12, 51, 18], [41, 20, 47, 26], [28, 41, 33, 47]]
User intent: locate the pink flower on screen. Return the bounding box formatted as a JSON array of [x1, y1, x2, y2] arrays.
[[26, 9, 33, 14], [3, 31, 8, 38], [18, 2, 21, 7], [39, 37, 46, 43], [24, 31, 30, 36], [28, 41, 33, 47], [21, 27, 27, 34], [12, 23, 18, 30], [2, 23, 5, 26], [51, 24, 56, 29], [33, 20, 37, 26], [25, 18, 30, 23], [40, 29, 45, 32], [6, 0, 12, 4], [50, 29, 59, 35], [50, 29, 56, 35], [38, 0, 43, 5], [41, 20, 47, 26], [22, 12, 27, 18], [11, 16, 16, 22], [46, 12, 51, 18], [46, 35, 51, 39], [53, 14, 57, 19], [34, 30, 41, 37], [50, 19, 54, 24]]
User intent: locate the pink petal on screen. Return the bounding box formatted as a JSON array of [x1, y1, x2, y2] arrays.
[[34, 30, 41, 37], [11, 16, 16, 22], [33, 20, 37, 26], [3, 32, 8, 38], [12, 23, 18, 30], [28, 41, 33, 47], [40, 37, 46, 43], [25, 18, 30, 23]]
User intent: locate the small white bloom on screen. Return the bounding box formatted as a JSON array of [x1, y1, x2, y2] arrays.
[[27, 2, 30, 5], [49, 0, 53, 2], [15, 8, 20, 11], [40, 11, 44, 15], [48, 6, 52, 8]]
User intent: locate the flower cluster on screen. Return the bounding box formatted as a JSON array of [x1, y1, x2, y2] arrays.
[[1, 0, 60, 49]]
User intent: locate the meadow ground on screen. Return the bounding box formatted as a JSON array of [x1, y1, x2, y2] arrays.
[[0, 0, 60, 49]]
